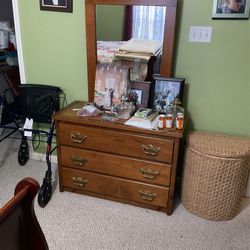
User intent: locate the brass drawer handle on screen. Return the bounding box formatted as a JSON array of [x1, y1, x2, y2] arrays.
[[70, 133, 87, 143], [139, 190, 156, 202], [139, 168, 160, 180], [72, 177, 88, 187], [71, 155, 88, 166], [141, 144, 160, 156]]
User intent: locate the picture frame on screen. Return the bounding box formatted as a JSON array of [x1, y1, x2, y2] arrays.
[[94, 64, 130, 109], [130, 81, 151, 109], [40, 0, 73, 13], [151, 74, 185, 113], [212, 0, 250, 19]]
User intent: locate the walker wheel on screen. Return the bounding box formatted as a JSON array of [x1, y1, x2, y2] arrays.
[[38, 180, 52, 208], [18, 139, 29, 166]]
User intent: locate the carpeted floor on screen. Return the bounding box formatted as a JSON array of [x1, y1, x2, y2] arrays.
[[0, 137, 250, 250]]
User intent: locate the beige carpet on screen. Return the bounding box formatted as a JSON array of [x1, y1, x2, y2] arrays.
[[0, 137, 250, 250]]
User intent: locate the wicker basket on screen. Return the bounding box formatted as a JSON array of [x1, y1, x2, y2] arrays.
[[181, 131, 250, 220]]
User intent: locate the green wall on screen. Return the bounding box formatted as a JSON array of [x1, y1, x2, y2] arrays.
[[175, 0, 250, 137], [96, 5, 124, 41], [18, 0, 250, 137], [19, 0, 87, 102]]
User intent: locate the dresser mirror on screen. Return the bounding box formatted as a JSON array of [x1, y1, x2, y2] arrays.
[[85, 0, 177, 101]]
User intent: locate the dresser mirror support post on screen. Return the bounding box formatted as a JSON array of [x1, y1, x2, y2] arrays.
[[85, 0, 178, 102]]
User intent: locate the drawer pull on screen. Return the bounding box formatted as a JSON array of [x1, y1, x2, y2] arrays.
[[141, 144, 160, 156], [70, 133, 87, 144], [139, 190, 156, 201], [72, 177, 88, 187], [71, 155, 88, 166], [139, 168, 160, 180]]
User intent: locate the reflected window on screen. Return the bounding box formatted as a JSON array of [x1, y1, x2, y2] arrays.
[[132, 6, 166, 41]]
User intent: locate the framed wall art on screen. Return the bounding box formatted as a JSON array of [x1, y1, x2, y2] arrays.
[[212, 0, 250, 19], [130, 81, 151, 108], [40, 0, 73, 13], [151, 74, 185, 113]]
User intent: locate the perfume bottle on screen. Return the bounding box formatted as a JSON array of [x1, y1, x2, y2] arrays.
[[167, 98, 184, 129]]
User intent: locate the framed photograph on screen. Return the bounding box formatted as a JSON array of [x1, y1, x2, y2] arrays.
[[40, 0, 73, 13], [94, 64, 130, 109], [212, 0, 250, 19], [152, 74, 185, 113], [130, 81, 151, 108]]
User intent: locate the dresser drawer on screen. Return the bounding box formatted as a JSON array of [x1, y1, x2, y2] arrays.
[[61, 167, 169, 207], [60, 146, 172, 186], [58, 123, 174, 163]]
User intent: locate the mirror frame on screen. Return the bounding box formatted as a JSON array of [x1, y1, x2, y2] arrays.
[[85, 0, 177, 101]]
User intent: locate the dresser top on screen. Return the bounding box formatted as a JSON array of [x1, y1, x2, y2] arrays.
[[54, 101, 183, 138]]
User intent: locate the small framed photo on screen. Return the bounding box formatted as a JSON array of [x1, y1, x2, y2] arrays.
[[130, 81, 151, 108], [212, 0, 250, 19], [40, 0, 73, 13], [151, 74, 185, 112]]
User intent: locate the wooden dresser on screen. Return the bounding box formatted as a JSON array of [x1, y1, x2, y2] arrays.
[[54, 101, 183, 214]]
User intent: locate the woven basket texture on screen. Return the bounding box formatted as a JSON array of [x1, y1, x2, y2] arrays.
[[182, 132, 250, 221], [186, 131, 250, 158]]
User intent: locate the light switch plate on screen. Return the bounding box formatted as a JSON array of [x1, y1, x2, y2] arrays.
[[189, 26, 212, 43]]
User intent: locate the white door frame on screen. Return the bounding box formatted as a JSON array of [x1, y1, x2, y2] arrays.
[[12, 0, 26, 83]]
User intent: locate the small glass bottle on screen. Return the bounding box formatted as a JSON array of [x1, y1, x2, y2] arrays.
[[166, 114, 174, 129], [175, 112, 184, 130], [171, 98, 184, 115], [158, 114, 166, 129]]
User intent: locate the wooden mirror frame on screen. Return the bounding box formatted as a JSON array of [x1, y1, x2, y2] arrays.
[[85, 0, 177, 101]]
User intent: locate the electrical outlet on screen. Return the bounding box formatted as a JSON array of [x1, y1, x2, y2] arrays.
[[189, 26, 212, 43]]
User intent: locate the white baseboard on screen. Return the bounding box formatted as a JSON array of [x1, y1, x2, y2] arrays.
[[29, 151, 58, 164], [28, 141, 58, 163]]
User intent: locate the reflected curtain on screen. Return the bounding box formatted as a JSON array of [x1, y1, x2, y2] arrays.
[[132, 6, 166, 41], [123, 6, 133, 41]]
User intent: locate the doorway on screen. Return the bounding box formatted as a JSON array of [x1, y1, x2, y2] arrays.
[[0, 0, 25, 83]]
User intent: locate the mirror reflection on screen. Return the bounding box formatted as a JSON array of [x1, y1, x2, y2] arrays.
[[96, 5, 166, 82], [96, 5, 166, 41]]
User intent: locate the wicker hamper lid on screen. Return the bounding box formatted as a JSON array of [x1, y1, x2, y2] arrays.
[[187, 131, 250, 158]]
